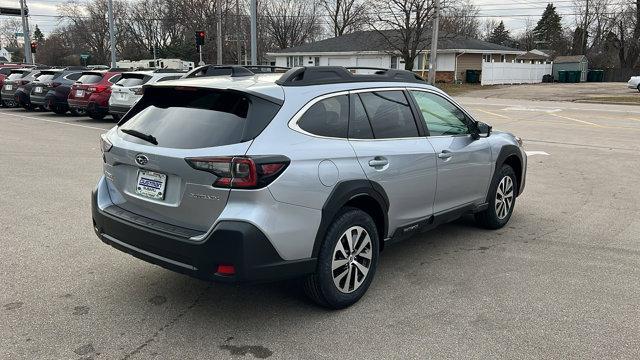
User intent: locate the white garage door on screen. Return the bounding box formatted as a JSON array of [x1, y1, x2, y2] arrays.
[[327, 57, 353, 66], [356, 57, 386, 69]]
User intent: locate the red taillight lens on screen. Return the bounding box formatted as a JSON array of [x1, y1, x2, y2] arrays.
[[216, 264, 235, 276], [185, 156, 289, 189], [133, 87, 144, 95]]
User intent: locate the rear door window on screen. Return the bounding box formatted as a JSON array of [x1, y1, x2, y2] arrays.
[[297, 95, 349, 138], [119, 88, 281, 149], [349, 94, 374, 139], [77, 73, 103, 84], [358, 91, 419, 139]]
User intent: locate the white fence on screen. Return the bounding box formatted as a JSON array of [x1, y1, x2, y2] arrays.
[[481, 62, 553, 85]]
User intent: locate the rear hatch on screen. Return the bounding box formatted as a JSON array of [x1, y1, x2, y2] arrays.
[[31, 71, 61, 96], [110, 73, 152, 106], [69, 72, 104, 100], [3, 71, 29, 92], [103, 86, 282, 232]]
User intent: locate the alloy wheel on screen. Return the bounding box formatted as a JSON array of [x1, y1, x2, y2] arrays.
[[331, 226, 373, 293], [495, 176, 514, 220]]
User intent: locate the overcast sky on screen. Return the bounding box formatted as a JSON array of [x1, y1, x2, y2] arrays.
[[1, 0, 580, 37]]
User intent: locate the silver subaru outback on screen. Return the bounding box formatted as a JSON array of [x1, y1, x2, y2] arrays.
[[92, 66, 527, 309]]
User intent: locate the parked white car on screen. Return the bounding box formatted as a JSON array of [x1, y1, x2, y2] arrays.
[[109, 69, 185, 120], [628, 76, 640, 92]]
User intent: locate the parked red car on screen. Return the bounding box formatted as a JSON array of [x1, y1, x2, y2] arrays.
[[68, 70, 122, 119]]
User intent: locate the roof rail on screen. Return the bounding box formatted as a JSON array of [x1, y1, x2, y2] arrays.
[[243, 65, 291, 73], [275, 66, 426, 86], [185, 65, 256, 78], [153, 68, 187, 73]]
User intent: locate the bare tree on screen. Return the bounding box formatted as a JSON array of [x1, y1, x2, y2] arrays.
[[0, 18, 23, 48], [321, 0, 369, 37], [481, 19, 500, 41], [262, 0, 323, 49], [440, 0, 480, 38], [371, 0, 435, 70]]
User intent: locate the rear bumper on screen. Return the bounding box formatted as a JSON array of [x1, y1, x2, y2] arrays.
[[91, 184, 316, 283], [1, 90, 16, 101], [109, 104, 131, 116], [30, 93, 47, 105]]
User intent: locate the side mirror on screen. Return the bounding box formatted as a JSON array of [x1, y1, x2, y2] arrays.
[[472, 121, 492, 139]]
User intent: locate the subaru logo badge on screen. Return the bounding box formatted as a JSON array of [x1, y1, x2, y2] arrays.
[[135, 154, 149, 166]]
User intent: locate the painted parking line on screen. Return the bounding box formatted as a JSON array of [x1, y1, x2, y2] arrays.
[[502, 106, 561, 113], [472, 108, 510, 119], [548, 113, 604, 127], [525, 150, 550, 156], [0, 111, 106, 131]]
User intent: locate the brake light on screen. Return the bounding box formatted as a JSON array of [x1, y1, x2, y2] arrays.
[[133, 87, 144, 95], [88, 85, 109, 93], [185, 156, 289, 189]]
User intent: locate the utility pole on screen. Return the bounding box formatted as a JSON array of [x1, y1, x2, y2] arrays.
[[427, 0, 440, 85], [581, 0, 589, 54], [19, 0, 32, 64], [107, 0, 116, 68], [250, 0, 257, 65], [236, 0, 241, 65], [216, 0, 223, 65]]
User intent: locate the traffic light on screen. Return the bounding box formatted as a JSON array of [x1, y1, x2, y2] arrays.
[[195, 31, 205, 46], [30, 42, 37, 54]]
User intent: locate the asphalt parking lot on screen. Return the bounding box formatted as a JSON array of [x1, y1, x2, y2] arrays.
[[1, 98, 640, 359]]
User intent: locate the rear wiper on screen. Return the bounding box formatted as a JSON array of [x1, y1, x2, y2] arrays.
[[120, 128, 158, 145]]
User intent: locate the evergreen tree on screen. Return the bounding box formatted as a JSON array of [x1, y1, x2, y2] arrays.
[[533, 4, 565, 53], [33, 25, 45, 44], [487, 21, 511, 46]]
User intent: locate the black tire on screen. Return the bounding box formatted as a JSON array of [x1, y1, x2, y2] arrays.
[[70, 108, 86, 116], [88, 112, 106, 120], [303, 207, 379, 309], [111, 113, 121, 122], [475, 164, 517, 229], [52, 105, 68, 115], [637, 85, 640, 93]]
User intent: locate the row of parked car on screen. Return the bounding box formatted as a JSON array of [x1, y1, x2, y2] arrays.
[[0, 63, 291, 121], [0, 64, 188, 120]]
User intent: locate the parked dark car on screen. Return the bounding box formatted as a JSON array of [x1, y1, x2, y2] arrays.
[[31, 67, 86, 112], [1, 69, 33, 107], [0, 65, 34, 103], [43, 70, 87, 115], [15, 68, 53, 110], [68, 70, 122, 119]]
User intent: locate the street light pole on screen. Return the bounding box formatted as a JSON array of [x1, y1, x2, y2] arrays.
[[19, 0, 32, 64], [427, 0, 440, 85], [107, 0, 117, 68], [250, 0, 257, 65]]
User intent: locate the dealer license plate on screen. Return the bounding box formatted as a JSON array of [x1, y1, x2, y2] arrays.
[[135, 170, 167, 200], [5, 85, 12, 91], [76, 89, 84, 97], [34, 86, 42, 93]]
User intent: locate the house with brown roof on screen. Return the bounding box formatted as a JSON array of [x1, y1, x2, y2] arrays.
[[267, 30, 525, 83]]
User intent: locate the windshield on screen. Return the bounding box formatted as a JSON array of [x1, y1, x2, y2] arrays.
[[7, 72, 26, 80], [77, 74, 103, 84], [115, 74, 151, 87]]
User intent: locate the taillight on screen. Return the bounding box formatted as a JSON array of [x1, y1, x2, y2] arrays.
[[185, 156, 289, 189], [133, 87, 144, 95], [88, 85, 109, 93], [100, 133, 112, 153]]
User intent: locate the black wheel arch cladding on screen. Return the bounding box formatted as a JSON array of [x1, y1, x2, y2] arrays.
[[495, 144, 524, 195], [312, 180, 389, 258]]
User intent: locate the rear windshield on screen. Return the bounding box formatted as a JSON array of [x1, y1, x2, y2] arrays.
[[77, 73, 103, 84], [119, 88, 281, 149], [114, 74, 151, 87], [36, 73, 60, 82], [0, 68, 13, 75], [7, 72, 26, 80]]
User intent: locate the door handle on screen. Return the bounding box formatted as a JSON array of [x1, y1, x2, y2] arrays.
[[438, 150, 453, 159], [368, 157, 389, 167]]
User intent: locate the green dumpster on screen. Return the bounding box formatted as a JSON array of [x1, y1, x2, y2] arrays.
[[594, 70, 604, 82], [558, 70, 567, 83], [465, 69, 480, 84], [587, 70, 595, 82], [574, 70, 582, 82]]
